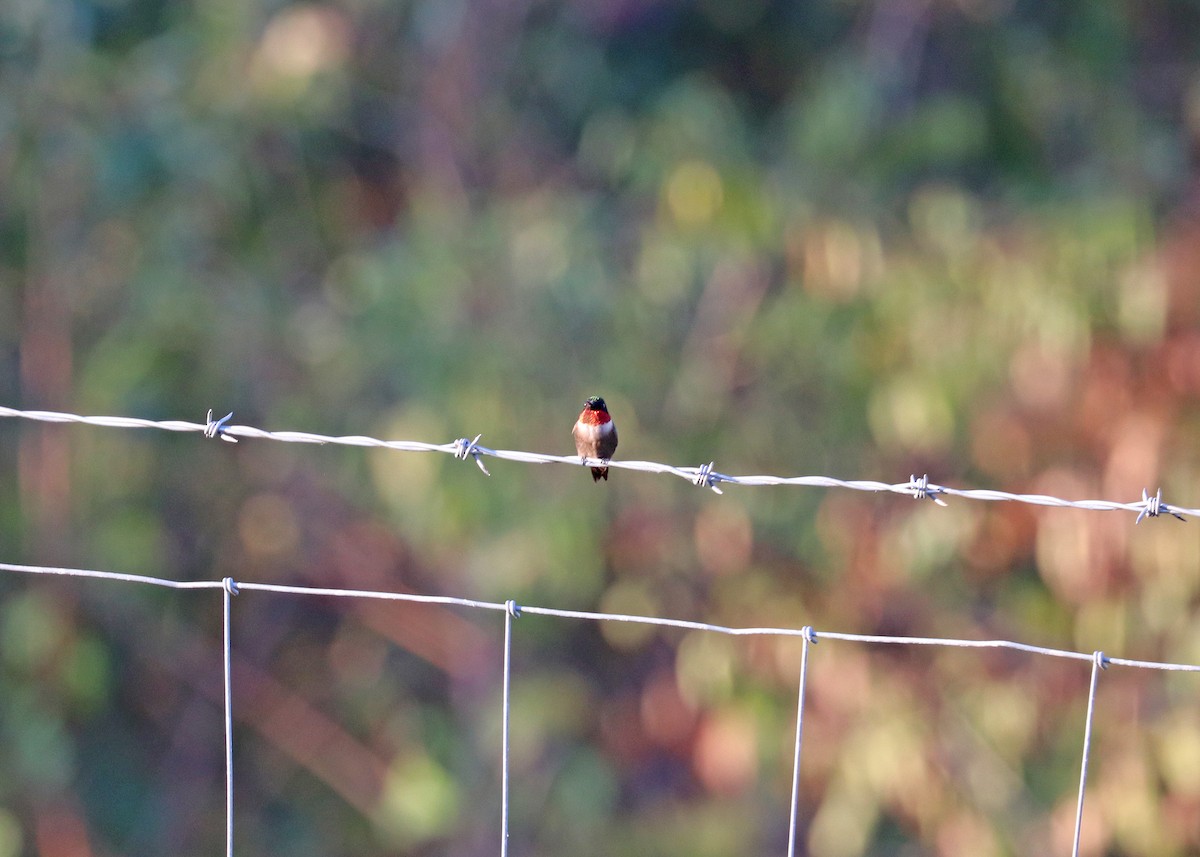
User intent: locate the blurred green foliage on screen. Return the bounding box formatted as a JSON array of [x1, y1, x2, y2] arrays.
[[4, 0, 1200, 854]]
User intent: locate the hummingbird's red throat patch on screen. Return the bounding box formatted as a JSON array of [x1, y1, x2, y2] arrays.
[[579, 409, 611, 426]]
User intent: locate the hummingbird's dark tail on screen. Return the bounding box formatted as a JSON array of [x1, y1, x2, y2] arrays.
[[591, 467, 608, 482]]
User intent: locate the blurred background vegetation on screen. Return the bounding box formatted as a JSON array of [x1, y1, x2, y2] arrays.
[[3, 0, 1200, 854]]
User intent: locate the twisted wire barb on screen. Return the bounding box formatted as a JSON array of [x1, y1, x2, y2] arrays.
[[0, 406, 1194, 520]]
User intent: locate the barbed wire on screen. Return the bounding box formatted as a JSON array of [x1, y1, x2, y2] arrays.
[[1, 560, 1198, 857], [0, 405, 1193, 520]]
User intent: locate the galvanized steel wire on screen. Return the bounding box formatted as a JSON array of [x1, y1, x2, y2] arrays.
[[2, 404, 1198, 856], [0, 561, 1195, 857], [0, 405, 1192, 516]]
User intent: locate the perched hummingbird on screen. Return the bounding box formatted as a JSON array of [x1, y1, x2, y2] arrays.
[[572, 395, 618, 482]]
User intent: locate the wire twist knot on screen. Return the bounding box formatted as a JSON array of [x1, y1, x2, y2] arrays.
[[505, 599, 522, 618], [205, 409, 238, 443], [910, 474, 948, 506], [1136, 487, 1185, 523], [694, 462, 724, 494], [453, 435, 491, 476], [801, 625, 817, 645], [222, 577, 239, 596], [1093, 650, 1109, 671]]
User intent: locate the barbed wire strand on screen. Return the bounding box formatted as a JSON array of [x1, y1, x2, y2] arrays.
[[2, 560, 1199, 855], [1071, 651, 1107, 857], [1, 406, 1195, 520], [785, 627, 814, 857]]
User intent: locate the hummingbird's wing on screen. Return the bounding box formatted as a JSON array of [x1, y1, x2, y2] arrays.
[[598, 423, 618, 460]]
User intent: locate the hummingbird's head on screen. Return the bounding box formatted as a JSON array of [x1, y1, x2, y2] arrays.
[[583, 396, 608, 412]]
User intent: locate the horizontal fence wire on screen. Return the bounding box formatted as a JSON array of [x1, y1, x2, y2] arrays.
[[1, 559, 1198, 857], [0, 405, 1193, 519], [3, 562, 1196, 671]]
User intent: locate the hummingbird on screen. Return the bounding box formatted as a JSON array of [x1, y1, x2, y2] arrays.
[[572, 395, 618, 482]]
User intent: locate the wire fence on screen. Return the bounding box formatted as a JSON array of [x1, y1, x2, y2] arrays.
[[2, 404, 1199, 856], [0, 405, 1192, 518], [1, 559, 1198, 857]]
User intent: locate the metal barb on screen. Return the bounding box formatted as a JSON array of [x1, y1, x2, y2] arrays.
[[910, 473, 948, 506], [693, 461, 724, 494], [205, 409, 238, 443], [454, 434, 491, 476], [1136, 487, 1185, 523]]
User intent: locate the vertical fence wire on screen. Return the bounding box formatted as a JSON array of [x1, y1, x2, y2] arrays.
[[223, 579, 237, 857], [3, 561, 1200, 855], [501, 602, 518, 857], [786, 628, 814, 857], [1070, 651, 1106, 857]]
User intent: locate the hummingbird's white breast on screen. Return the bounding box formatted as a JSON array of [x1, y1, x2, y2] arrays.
[[573, 419, 614, 442]]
